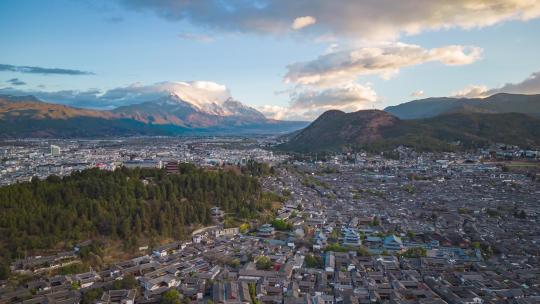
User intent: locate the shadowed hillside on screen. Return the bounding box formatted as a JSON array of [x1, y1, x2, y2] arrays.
[[278, 109, 540, 153], [385, 93, 540, 119]]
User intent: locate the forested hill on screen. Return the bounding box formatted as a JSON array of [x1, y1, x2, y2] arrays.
[[277, 109, 540, 153], [0, 165, 268, 262], [384, 93, 540, 119]]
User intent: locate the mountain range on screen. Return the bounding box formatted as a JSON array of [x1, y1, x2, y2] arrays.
[[385, 93, 540, 119], [0, 94, 307, 138], [278, 96, 540, 153], [3, 91, 540, 148]]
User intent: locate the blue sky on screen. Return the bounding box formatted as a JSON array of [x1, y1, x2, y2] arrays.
[[1, 0, 540, 120]]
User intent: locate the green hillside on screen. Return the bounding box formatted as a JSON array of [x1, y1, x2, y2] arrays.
[[278, 110, 540, 153], [385, 93, 540, 119], [0, 165, 268, 263]]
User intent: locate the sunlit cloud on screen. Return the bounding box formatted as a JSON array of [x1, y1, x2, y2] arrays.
[[291, 16, 317, 30], [452, 85, 490, 98], [453, 70, 540, 98], [260, 82, 378, 120], [0, 81, 232, 110], [118, 0, 540, 39], [410, 90, 424, 98], [285, 43, 482, 87]]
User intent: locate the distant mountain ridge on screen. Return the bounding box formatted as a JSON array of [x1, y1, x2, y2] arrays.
[[278, 109, 540, 153], [384, 93, 540, 119], [112, 94, 268, 129], [0, 94, 307, 138]]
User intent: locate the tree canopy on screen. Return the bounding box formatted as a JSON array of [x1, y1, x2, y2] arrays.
[[0, 164, 268, 262]]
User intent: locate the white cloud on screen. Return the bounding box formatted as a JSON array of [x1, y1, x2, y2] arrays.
[[428, 45, 483, 65], [260, 82, 378, 120], [1, 79, 381, 121], [452, 70, 540, 98], [290, 83, 377, 111], [487, 70, 540, 95], [119, 0, 540, 39], [292, 16, 317, 30], [324, 43, 340, 54], [285, 43, 482, 87], [452, 85, 489, 98], [0, 81, 232, 110], [100, 81, 231, 110], [256, 105, 290, 120], [410, 90, 425, 98]]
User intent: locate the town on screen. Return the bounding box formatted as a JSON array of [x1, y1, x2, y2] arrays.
[[0, 137, 539, 304], [3, 0, 540, 302]]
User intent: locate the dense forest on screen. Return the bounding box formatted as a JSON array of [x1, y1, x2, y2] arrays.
[[0, 164, 268, 262]]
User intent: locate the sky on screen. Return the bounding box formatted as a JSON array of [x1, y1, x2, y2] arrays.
[[1, 0, 540, 120]]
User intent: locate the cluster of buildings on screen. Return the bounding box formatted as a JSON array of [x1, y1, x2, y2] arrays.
[[0, 139, 539, 303], [0, 137, 284, 186], [480, 144, 540, 161]]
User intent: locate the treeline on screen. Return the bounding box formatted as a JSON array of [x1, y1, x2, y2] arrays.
[[0, 164, 267, 261]]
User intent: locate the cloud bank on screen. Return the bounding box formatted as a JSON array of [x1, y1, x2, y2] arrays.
[[118, 0, 540, 40], [0, 64, 94, 76], [259, 83, 378, 120], [453, 70, 540, 98], [289, 83, 377, 113], [285, 43, 482, 87], [0, 81, 232, 110], [272, 43, 481, 120]]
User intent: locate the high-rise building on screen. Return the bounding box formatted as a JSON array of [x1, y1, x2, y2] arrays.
[[50, 145, 61, 156]]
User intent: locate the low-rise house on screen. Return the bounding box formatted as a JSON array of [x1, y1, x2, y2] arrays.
[[74, 271, 100, 289], [214, 227, 240, 238], [22, 290, 81, 304], [96, 289, 136, 304], [152, 242, 182, 258], [383, 235, 404, 252], [140, 275, 180, 291], [213, 281, 252, 304]]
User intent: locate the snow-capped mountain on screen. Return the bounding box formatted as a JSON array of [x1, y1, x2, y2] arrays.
[[222, 98, 267, 120], [148, 93, 266, 119], [0, 81, 309, 137], [105, 81, 268, 128], [0, 94, 308, 137], [113, 92, 268, 128]]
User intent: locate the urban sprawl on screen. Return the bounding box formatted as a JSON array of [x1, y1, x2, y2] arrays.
[[1, 137, 540, 304]]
